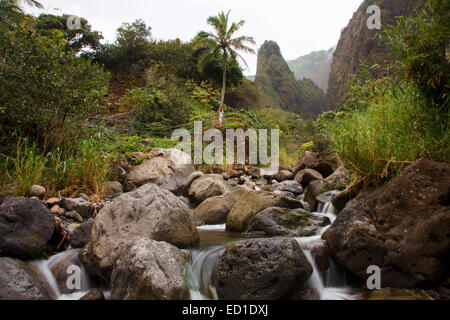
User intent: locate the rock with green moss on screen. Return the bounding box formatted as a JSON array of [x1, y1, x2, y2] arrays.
[[0, 196, 55, 260], [111, 238, 190, 300], [226, 190, 304, 232], [245, 207, 331, 238]]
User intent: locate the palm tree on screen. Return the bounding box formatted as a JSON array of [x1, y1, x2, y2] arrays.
[[193, 10, 256, 108], [0, 0, 43, 29]]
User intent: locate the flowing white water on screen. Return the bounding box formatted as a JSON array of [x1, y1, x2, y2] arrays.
[[197, 224, 227, 231], [186, 246, 226, 300], [32, 248, 93, 300], [33, 192, 360, 301], [186, 196, 362, 301], [294, 197, 361, 300]]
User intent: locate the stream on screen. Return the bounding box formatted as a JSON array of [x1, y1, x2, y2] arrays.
[[185, 199, 362, 300], [32, 198, 361, 300]]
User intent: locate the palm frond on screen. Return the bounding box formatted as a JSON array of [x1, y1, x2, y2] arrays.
[[227, 20, 245, 37], [227, 47, 251, 70], [197, 46, 221, 72], [22, 0, 43, 9]]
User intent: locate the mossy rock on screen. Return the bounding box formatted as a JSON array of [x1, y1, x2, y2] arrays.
[[245, 207, 331, 237]]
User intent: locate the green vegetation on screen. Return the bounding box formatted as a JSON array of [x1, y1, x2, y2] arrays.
[[2, 134, 112, 197], [193, 10, 256, 108], [0, 16, 109, 154], [318, 0, 449, 185], [35, 13, 103, 53], [320, 79, 449, 183], [383, 0, 449, 110], [0, 0, 448, 197]]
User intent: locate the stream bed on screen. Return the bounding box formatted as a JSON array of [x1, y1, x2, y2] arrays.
[[33, 200, 362, 300]]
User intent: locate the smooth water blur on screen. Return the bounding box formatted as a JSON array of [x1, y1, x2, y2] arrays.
[[185, 196, 362, 301], [32, 248, 92, 300], [33, 194, 361, 301]]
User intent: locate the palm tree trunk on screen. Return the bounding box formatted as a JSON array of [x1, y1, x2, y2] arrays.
[[220, 50, 227, 108]]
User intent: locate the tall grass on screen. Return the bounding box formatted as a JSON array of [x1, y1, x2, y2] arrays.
[[9, 139, 47, 196], [323, 80, 449, 184], [2, 135, 113, 198]]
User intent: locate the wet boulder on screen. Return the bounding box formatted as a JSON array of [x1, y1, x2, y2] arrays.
[[90, 184, 199, 277], [111, 238, 189, 300], [262, 180, 304, 196], [245, 207, 331, 238], [80, 288, 105, 300], [0, 196, 55, 260], [70, 219, 93, 249], [226, 190, 304, 232], [212, 238, 313, 300], [323, 159, 450, 288]]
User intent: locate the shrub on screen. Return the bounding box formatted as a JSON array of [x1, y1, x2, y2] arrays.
[[322, 79, 449, 184], [383, 0, 450, 110], [0, 18, 109, 153]]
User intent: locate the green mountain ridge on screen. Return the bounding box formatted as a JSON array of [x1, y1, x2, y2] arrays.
[[254, 40, 325, 118], [287, 46, 335, 92]]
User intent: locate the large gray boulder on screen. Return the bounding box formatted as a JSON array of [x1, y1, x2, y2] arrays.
[[245, 207, 331, 238], [0, 196, 55, 260], [226, 190, 304, 232], [90, 184, 199, 277], [188, 174, 230, 204], [193, 186, 251, 225], [60, 197, 94, 218], [111, 238, 189, 300], [127, 148, 195, 195], [323, 159, 450, 288], [212, 238, 313, 300], [0, 257, 55, 300]]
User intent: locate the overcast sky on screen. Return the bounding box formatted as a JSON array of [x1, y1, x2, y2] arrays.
[[27, 0, 363, 75]]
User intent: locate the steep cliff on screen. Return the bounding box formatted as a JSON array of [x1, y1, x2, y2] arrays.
[[287, 47, 335, 92], [327, 0, 426, 110], [255, 41, 309, 116]]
